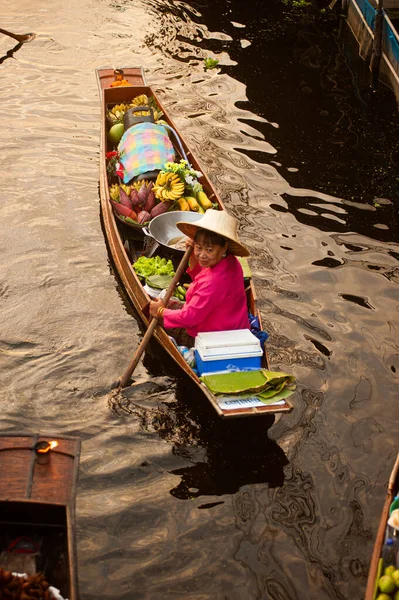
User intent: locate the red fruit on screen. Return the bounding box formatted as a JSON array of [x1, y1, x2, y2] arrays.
[[110, 200, 137, 220], [130, 188, 142, 208], [137, 210, 151, 224], [150, 201, 172, 218], [138, 183, 148, 205], [144, 190, 156, 213], [118, 186, 133, 209]]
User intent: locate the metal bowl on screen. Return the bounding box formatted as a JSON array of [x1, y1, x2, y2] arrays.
[[142, 211, 204, 251]]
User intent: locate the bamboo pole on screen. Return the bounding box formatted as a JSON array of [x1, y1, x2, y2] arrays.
[[117, 246, 193, 389]]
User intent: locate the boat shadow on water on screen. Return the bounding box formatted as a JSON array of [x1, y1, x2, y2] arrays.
[[109, 340, 289, 501]]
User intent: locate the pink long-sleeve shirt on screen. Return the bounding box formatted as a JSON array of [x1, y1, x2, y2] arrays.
[[163, 254, 250, 338]]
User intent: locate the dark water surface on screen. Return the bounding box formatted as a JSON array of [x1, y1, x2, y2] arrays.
[[0, 0, 398, 598]]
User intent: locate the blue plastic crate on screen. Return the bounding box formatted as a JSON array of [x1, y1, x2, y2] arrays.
[[194, 350, 262, 376]]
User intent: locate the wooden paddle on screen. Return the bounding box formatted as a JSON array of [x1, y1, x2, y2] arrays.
[[0, 28, 35, 43], [117, 245, 193, 389]]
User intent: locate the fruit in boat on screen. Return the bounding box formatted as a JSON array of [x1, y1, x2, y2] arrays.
[[197, 190, 212, 210], [107, 98, 163, 125], [137, 210, 151, 224], [119, 186, 133, 208], [177, 198, 190, 211], [376, 595, 392, 600], [384, 565, 396, 576], [144, 190, 156, 213], [108, 123, 125, 146], [110, 200, 137, 221], [150, 201, 171, 218], [110, 183, 131, 202], [152, 172, 185, 201], [392, 570, 399, 587], [110, 184, 120, 201], [138, 183, 149, 205], [130, 188, 141, 208], [379, 575, 396, 594], [128, 95, 163, 122], [186, 196, 200, 211], [131, 179, 152, 191], [130, 94, 149, 107], [110, 79, 132, 87], [106, 103, 129, 123]]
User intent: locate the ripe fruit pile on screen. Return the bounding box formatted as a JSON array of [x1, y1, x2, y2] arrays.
[[110, 79, 132, 87], [0, 569, 53, 599], [109, 182, 170, 226], [173, 283, 189, 302], [106, 94, 163, 125], [152, 170, 214, 213], [153, 172, 185, 201], [376, 566, 399, 600]]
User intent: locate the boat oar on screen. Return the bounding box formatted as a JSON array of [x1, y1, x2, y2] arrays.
[[117, 245, 193, 389], [0, 28, 36, 43]]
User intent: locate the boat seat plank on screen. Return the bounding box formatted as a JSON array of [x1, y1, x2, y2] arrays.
[[0, 436, 32, 499], [30, 438, 79, 505], [0, 436, 80, 506]]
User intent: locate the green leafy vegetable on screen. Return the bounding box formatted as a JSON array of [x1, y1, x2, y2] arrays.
[[146, 274, 174, 290], [203, 57, 219, 71], [133, 256, 175, 280]]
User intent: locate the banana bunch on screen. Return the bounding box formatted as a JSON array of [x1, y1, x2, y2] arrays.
[[130, 94, 149, 107], [153, 172, 185, 201], [153, 109, 162, 122], [106, 103, 129, 124], [109, 183, 131, 201], [130, 179, 152, 191], [129, 95, 151, 119], [129, 95, 163, 122], [110, 184, 120, 201]]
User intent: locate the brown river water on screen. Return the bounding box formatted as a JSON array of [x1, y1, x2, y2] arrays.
[[0, 0, 398, 598]]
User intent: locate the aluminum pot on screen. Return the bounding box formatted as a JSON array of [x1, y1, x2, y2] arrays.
[[142, 211, 204, 252]]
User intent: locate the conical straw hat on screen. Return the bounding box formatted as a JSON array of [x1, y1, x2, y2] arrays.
[[176, 209, 250, 257]]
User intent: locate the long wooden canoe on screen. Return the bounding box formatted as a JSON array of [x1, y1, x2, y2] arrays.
[[365, 453, 399, 599], [0, 434, 80, 599], [96, 66, 295, 419]]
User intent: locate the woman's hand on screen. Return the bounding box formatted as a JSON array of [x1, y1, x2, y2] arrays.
[[149, 298, 165, 319]]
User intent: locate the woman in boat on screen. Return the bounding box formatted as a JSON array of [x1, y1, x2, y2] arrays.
[[149, 209, 250, 347]]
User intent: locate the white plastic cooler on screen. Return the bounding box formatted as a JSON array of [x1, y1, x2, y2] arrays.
[[194, 329, 263, 375]]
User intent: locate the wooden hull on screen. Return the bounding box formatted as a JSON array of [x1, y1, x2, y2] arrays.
[[365, 454, 399, 599], [0, 434, 80, 600], [97, 66, 295, 419]]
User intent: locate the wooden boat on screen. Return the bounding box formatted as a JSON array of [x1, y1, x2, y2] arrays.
[[0, 434, 80, 599], [96, 66, 295, 419], [365, 453, 399, 599]]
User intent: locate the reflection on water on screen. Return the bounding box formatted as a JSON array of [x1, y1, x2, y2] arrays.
[[0, 0, 398, 598]]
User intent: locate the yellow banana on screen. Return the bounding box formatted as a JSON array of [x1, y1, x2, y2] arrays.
[[156, 172, 168, 186], [168, 173, 180, 183], [130, 94, 148, 107]]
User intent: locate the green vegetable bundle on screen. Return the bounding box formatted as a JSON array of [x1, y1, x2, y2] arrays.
[[133, 256, 175, 280]]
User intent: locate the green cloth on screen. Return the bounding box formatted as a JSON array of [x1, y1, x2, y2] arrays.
[[237, 257, 252, 279], [200, 369, 296, 404]]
